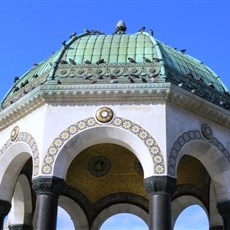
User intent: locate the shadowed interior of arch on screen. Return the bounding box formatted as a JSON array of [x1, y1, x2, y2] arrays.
[[66, 143, 147, 204]]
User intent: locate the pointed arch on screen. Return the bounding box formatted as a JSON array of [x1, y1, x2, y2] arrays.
[[41, 117, 165, 178]]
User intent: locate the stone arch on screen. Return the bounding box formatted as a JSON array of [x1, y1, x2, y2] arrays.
[[0, 131, 40, 177], [0, 142, 32, 201], [7, 174, 33, 227], [209, 181, 223, 228], [91, 203, 148, 230], [42, 116, 165, 178], [168, 129, 230, 177], [168, 129, 230, 201], [58, 196, 89, 230], [172, 195, 208, 227]]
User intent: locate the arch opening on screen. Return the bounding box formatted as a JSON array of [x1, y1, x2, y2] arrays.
[[7, 174, 33, 227], [57, 206, 75, 230], [173, 204, 209, 230], [174, 139, 230, 202], [100, 213, 148, 230], [54, 126, 157, 180]]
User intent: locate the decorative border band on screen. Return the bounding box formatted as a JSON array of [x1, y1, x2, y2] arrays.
[[42, 116, 165, 175], [168, 129, 230, 176]]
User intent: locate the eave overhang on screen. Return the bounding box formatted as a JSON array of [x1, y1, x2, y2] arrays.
[[1, 83, 230, 131]]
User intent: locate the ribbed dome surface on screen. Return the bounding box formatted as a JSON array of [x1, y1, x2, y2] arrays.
[[1, 30, 229, 110]]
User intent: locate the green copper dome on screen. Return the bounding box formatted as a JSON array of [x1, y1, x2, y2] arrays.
[[1, 27, 229, 110]]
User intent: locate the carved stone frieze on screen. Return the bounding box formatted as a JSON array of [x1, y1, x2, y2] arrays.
[[32, 176, 66, 196], [144, 176, 176, 195]]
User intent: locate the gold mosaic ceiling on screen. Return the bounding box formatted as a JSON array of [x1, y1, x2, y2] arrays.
[[66, 144, 209, 203], [66, 143, 147, 203]]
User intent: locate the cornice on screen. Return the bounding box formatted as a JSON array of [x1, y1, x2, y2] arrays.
[[0, 83, 230, 131]]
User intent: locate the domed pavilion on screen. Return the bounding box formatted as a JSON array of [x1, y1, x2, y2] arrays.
[[0, 20, 230, 230]]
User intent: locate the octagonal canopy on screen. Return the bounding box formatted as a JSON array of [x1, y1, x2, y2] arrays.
[[1, 22, 229, 110]]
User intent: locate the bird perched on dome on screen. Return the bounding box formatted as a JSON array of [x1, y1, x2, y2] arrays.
[[69, 58, 76, 65], [69, 32, 77, 39], [143, 57, 152, 63], [138, 26, 145, 33], [84, 28, 91, 34], [128, 57, 136, 63], [96, 59, 105, 65], [83, 58, 91, 64], [62, 40, 67, 47], [149, 29, 154, 36]]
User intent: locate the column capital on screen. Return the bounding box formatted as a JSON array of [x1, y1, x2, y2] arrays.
[[0, 199, 11, 217], [32, 176, 66, 196], [217, 200, 230, 218], [144, 176, 176, 195]]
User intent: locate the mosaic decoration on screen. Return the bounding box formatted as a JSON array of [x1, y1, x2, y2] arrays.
[[95, 107, 114, 123], [168, 129, 230, 177], [88, 155, 111, 177], [10, 126, 19, 141], [201, 123, 213, 140], [42, 116, 165, 175], [0, 132, 40, 177]]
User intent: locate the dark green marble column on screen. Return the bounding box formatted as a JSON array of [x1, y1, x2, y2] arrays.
[[144, 176, 176, 230], [32, 177, 65, 230], [217, 201, 230, 230], [0, 199, 11, 230]]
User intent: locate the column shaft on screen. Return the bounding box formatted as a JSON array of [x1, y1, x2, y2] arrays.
[[33, 193, 58, 230], [149, 193, 172, 230], [144, 176, 176, 230], [32, 177, 66, 230], [0, 199, 11, 230]]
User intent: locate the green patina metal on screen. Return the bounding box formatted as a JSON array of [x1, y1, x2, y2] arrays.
[[1, 26, 229, 110]]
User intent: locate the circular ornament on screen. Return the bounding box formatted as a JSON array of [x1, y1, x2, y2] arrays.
[[201, 123, 213, 140], [96, 107, 114, 123], [88, 156, 111, 177], [11, 126, 19, 141]]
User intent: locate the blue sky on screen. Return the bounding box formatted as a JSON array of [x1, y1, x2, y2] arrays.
[[57, 205, 209, 229], [1, 0, 229, 229]]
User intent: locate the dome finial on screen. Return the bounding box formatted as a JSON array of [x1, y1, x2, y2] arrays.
[[114, 20, 127, 34]]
